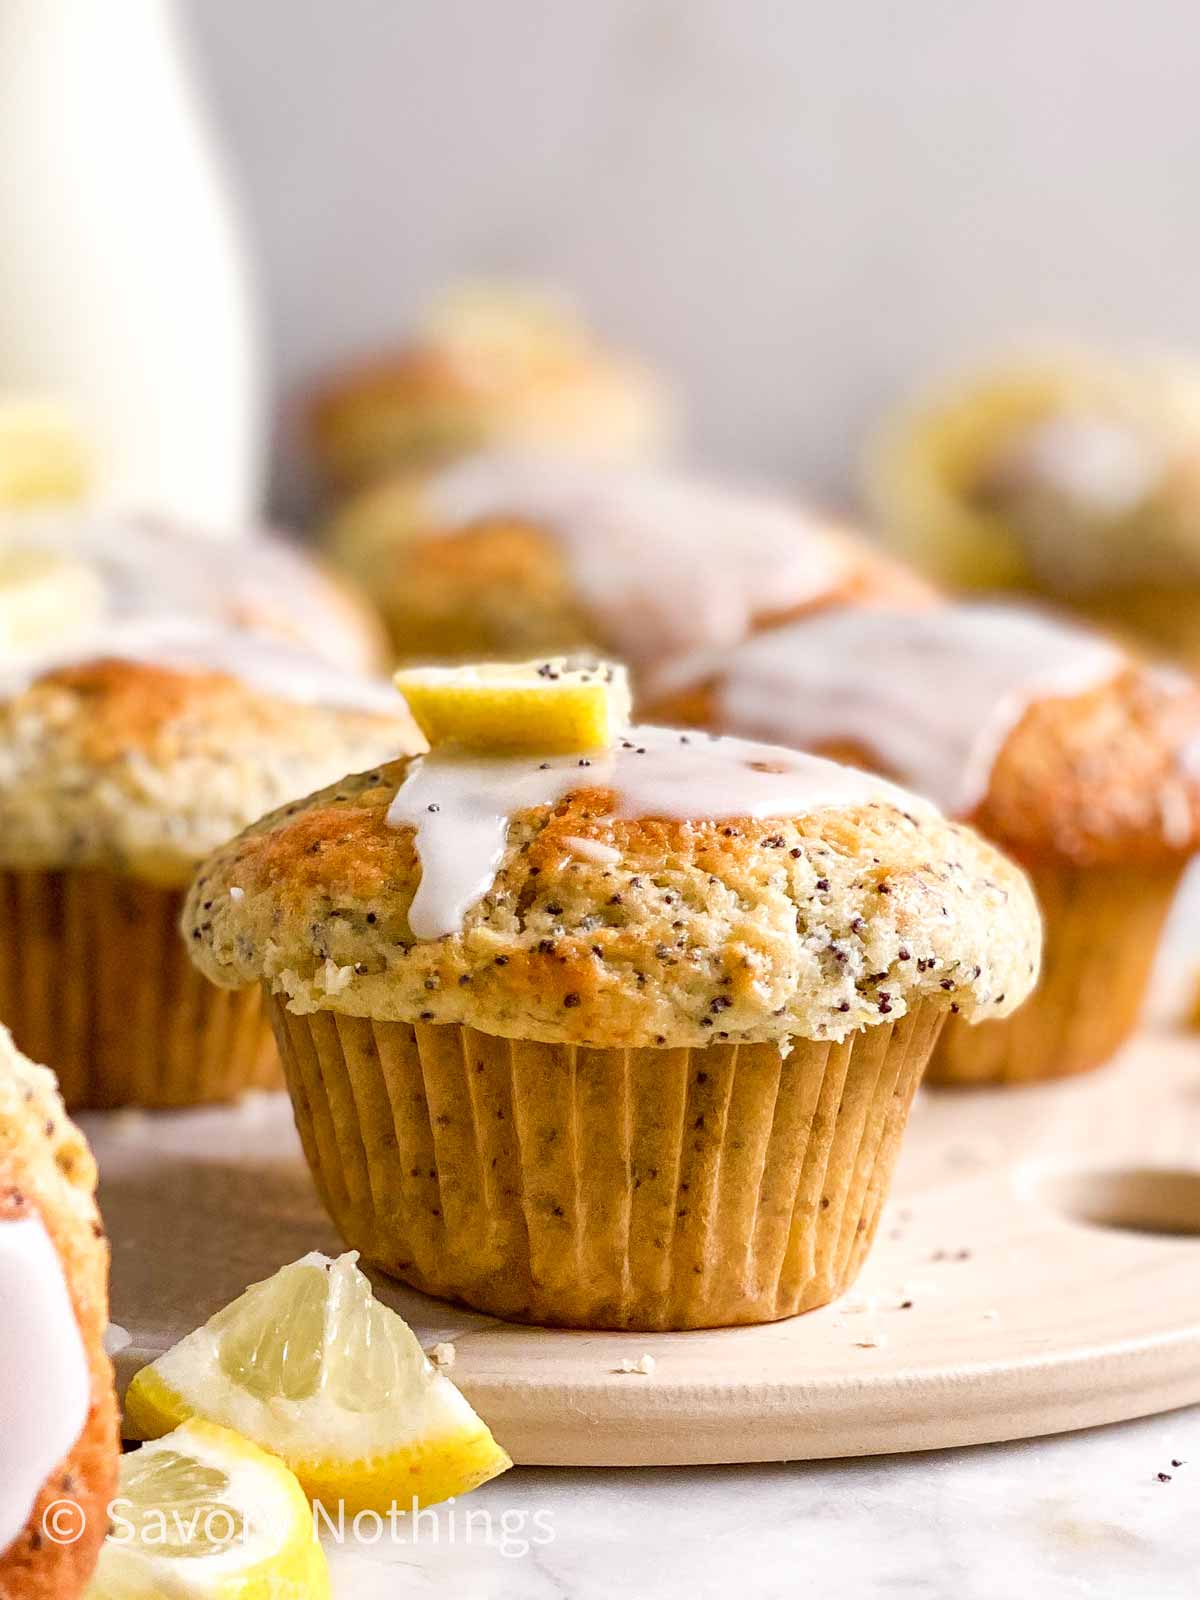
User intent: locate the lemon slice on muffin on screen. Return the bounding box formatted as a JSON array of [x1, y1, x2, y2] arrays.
[[90, 1418, 329, 1598], [394, 656, 630, 752], [124, 1252, 511, 1514]]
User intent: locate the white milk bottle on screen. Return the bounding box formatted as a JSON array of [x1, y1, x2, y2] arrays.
[[0, 0, 262, 529]]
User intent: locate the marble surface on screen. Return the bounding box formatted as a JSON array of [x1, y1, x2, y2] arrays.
[[323, 1407, 1198, 1598]]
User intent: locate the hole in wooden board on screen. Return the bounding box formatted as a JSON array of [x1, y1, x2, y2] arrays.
[[1038, 1166, 1200, 1238]]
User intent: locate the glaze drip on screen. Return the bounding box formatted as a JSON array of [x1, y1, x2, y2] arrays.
[[0, 1216, 91, 1555], [425, 456, 850, 671], [0, 512, 374, 670], [386, 724, 929, 939], [712, 604, 1125, 813], [0, 617, 403, 714], [981, 416, 1167, 591]]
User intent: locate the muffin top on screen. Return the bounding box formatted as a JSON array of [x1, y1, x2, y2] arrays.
[[0, 1025, 114, 1584], [329, 455, 937, 683], [0, 627, 422, 886], [867, 347, 1200, 593], [650, 602, 1200, 866], [309, 285, 674, 491], [0, 511, 383, 675], [185, 725, 1040, 1049]]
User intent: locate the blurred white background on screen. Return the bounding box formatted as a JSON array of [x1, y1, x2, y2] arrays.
[[188, 0, 1200, 508]]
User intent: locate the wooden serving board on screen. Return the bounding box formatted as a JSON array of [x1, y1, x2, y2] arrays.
[[90, 1027, 1200, 1468]]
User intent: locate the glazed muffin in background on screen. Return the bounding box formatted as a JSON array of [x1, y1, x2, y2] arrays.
[[866, 347, 1200, 662], [0, 1025, 118, 1600], [0, 627, 422, 1109], [326, 454, 938, 681], [0, 511, 385, 676], [185, 709, 1038, 1330], [651, 602, 1200, 1084], [308, 284, 676, 494]]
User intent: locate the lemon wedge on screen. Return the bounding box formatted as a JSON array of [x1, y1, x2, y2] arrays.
[[89, 1418, 329, 1599], [124, 1252, 512, 1516], [394, 657, 630, 753], [0, 545, 106, 653], [0, 399, 91, 506]]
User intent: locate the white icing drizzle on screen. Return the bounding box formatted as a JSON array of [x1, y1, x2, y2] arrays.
[[386, 724, 928, 939], [991, 415, 1163, 521], [0, 1216, 91, 1556], [984, 416, 1169, 592], [0, 511, 374, 670], [711, 604, 1125, 814], [0, 617, 404, 715], [425, 456, 850, 670]]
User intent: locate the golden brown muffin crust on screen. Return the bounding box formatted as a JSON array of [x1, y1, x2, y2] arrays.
[[185, 755, 1041, 1048], [0, 1032, 117, 1600], [970, 667, 1200, 866], [309, 349, 490, 490], [309, 316, 671, 492], [0, 657, 422, 886], [652, 665, 1200, 868]]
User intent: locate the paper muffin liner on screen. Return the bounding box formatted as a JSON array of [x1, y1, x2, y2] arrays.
[[0, 868, 279, 1110], [927, 861, 1182, 1086], [267, 993, 945, 1331]]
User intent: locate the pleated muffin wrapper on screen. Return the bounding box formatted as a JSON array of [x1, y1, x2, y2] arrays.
[[0, 868, 280, 1110], [268, 992, 945, 1331], [927, 860, 1183, 1086]]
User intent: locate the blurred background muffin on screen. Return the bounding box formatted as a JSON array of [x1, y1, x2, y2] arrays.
[[652, 601, 1200, 1083], [308, 284, 677, 497], [0, 1026, 117, 1600], [867, 347, 1200, 662], [185, 713, 1038, 1329], [326, 454, 937, 680], [0, 628, 420, 1108], [0, 512, 385, 677]]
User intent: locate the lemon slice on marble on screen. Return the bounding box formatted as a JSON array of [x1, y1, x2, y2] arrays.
[[124, 1252, 511, 1515], [0, 545, 106, 652], [0, 399, 91, 506], [394, 657, 631, 753], [89, 1418, 329, 1599]]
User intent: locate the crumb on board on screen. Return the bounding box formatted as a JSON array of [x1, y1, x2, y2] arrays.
[[614, 1353, 656, 1375], [838, 1292, 879, 1315], [104, 1322, 132, 1356], [430, 1341, 457, 1369]]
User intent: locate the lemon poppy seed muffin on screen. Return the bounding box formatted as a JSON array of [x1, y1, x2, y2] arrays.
[[0, 628, 422, 1108], [327, 455, 938, 680], [867, 347, 1200, 662], [185, 725, 1039, 1330], [650, 602, 1200, 1083], [308, 284, 675, 495], [0, 1027, 117, 1600]]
